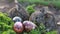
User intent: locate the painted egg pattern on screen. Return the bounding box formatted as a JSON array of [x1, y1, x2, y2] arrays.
[[23, 21, 36, 32], [13, 16, 22, 22], [13, 22, 23, 33]]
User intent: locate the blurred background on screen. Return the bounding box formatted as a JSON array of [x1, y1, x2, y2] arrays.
[[0, 0, 60, 34]]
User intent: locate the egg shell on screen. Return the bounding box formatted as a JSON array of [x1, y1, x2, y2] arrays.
[[13, 22, 23, 33]]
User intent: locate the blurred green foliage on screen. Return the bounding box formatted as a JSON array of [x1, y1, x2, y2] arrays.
[[18, 0, 60, 8], [2, 30, 16, 34], [46, 31, 57, 34], [0, 12, 15, 34], [26, 5, 35, 15]]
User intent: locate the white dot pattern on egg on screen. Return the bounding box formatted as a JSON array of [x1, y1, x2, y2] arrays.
[[23, 21, 36, 29], [14, 22, 23, 29]]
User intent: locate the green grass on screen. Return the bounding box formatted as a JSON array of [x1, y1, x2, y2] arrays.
[[46, 31, 57, 34], [0, 12, 15, 34], [18, 0, 60, 8]]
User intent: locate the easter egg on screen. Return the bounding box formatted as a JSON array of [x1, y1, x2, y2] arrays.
[[13, 22, 23, 33], [23, 21, 36, 32]]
